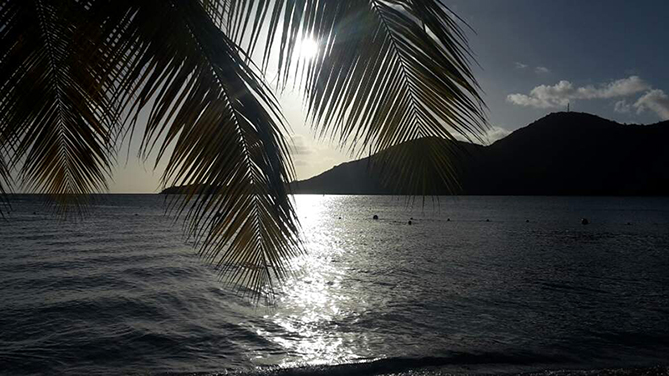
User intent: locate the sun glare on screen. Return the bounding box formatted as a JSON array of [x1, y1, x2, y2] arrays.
[[297, 38, 319, 60]]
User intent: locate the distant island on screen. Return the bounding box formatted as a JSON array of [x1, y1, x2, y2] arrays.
[[163, 112, 669, 196]]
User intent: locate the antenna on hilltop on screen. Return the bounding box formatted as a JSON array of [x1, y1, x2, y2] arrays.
[[567, 102, 570, 112]]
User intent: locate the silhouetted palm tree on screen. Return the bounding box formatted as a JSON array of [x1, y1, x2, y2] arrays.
[[0, 0, 486, 295]]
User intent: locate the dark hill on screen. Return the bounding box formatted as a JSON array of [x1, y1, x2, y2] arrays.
[[288, 137, 484, 195], [290, 112, 669, 195]]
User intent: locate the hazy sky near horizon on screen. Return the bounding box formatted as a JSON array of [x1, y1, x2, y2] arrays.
[[108, 0, 669, 193]]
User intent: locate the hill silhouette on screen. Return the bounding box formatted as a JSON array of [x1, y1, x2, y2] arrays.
[[289, 112, 669, 195]]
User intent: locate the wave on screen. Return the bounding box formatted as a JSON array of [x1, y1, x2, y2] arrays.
[[262, 352, 568, 375], [164, 353, 669, 376]]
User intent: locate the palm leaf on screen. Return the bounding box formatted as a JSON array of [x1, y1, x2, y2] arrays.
[[0, 0, 301, 294], [0, 148, 10, 216], [0, 107, 11, 211], [100, 0, 301, 296], [0, 0, 122, 213], [232, 0, 487, 193]]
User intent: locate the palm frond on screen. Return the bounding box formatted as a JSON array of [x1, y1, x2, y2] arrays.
[[0, 106, 12, 210], [234, 0, 487, 193], [0, 147, 10, 216], [0, 0, 301, 294], [104, 0, 301, 296], [0, 0, 122, 213]]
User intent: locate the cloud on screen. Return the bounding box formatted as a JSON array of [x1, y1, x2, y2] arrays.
[[289, 134, 315, 156], [576, 76, 650, 99], [634, 90, 669, 120], [507, 80, 574, 108], [535, 66, 551, 74], [486, 126, 512, 143], [507, 76, 650, 109], [453, 125, 512, 145], [515, 63, 550, 74], [614, 99, 632, 114]]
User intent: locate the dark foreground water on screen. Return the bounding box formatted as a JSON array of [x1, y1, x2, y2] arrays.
[[1, 195, 668, 375]]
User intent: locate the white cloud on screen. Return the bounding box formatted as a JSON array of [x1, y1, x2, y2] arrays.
[[515, 63, 550, 74], [507, 80, 573, 108], [614, 99, 632, 114], [576, 76, 650, 99], [507, 76, 650, 109], [453, 125, 512, 145], [634, 90, 669, 120], [289, 134, 315, 156], [486, 126, 512, 143]]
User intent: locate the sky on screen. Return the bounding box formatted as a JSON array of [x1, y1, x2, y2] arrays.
[[108, 0, 669, 193]]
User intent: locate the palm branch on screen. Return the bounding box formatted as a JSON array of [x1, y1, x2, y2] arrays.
[[0, 151, 10, 216], [0, 0, 486, 295], [0, 0, 122, 214], [112, 0, 301, 295], [253, 1, 487, 192]]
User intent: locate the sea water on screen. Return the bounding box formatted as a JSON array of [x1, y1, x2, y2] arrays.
[[1, 195, 668, 375]]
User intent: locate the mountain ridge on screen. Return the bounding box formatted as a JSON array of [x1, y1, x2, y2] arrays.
[[289, 112, 669, 195]]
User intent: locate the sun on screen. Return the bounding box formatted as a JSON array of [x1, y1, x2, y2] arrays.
[[297, 37, 319, 60]]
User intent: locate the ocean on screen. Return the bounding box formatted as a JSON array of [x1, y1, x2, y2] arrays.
[[1, 195, 668, 375]]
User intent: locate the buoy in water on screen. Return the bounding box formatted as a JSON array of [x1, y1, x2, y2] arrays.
[[486, 219, 490, 222], [581, 218, 589, 225], [447, 218, 451, 222], [526, 219, 530, 223], [408, 220, 412, 225], [373, 214, 379, 220]]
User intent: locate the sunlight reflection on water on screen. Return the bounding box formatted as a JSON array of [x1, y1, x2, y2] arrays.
[[245, 195, 669, 370], [261, 195, 369, 366]]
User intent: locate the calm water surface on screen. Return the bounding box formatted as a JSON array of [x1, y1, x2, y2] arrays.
[[1, 195, 668, 375]]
